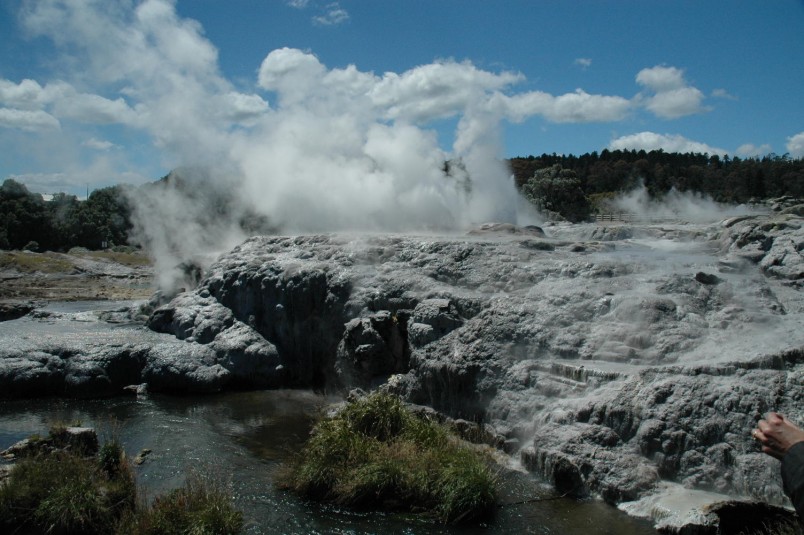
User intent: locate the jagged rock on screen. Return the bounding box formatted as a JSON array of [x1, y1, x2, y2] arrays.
[[1, 437, 43, 459], [694, 272, 721, 285], [467, 222, 545, 237], [720, 213, 803, 279], [336, 310, 409, 387], [123, 383, 149, 396], [619, 483, 799, 535], [133, 448, 152, 465], [1, 427, 99, 458], [0, 301, 35, 322], [59, 427, 99, 455], [408, 299, 463, 348]]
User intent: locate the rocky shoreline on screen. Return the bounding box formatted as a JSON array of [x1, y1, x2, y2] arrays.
[[1, 209, 803, 532]]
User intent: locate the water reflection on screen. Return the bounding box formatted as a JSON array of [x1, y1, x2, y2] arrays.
[[0, 391, 656, 534]]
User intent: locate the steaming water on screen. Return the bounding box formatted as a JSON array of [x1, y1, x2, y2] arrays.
[[0, 391, 656, 534]]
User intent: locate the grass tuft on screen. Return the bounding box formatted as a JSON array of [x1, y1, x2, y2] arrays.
[[121, 473, 242, 535], [279, 391, 496, 524], [0, 436, 240, 535], [0, 452, 124, 534]]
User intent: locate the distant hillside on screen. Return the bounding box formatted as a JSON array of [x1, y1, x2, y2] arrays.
[[509, 150, 804, 203]]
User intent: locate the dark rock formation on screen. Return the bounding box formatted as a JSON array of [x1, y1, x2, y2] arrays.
[[0, 301, 35, 322]]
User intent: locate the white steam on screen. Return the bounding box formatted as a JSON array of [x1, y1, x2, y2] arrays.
[[14, 0, 715, 291], [609, 184, 759, 223]]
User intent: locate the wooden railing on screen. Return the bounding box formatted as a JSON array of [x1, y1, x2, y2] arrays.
[[594, 213, 682, 224]]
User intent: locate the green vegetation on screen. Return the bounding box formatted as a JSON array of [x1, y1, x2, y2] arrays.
[[74, 248, 152, 267], [521, 164, 591, 222], [279, 391, 497, 524], [0, 428, 242, 535], [511, 150, 804, 204], [0, 251, 75, 273], [119, 474, 243, 535], [0, 179, 133, 251], [0, 443, 134, 534]]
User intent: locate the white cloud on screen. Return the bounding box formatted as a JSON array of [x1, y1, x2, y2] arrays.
[[712, 88, 737, 100], [610, 132, 727, 156], [217, 92, 269, 122], [286, 0, 309, 8], [0, 79, 48, 110], [636, 66, 686, 92], [574, 58, 592, 69], [736, 143, 772, 157], [258, 47, 328, 103], [83, 137, 116, 151], [502, 89, 631, 123], [0, 108, 60, 131], [10, 166, 149, 195], [312, 3, 349, 26], [0, 78, 137, 126], [635, 65, 708, 119], [643, 86, 706, 119], [53, 91, 137, 124], [370, 61, 521, 122], [786, 132, 804, 158]]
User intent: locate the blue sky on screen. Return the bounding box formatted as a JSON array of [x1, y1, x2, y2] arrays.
[[0, 0, 802, 197]]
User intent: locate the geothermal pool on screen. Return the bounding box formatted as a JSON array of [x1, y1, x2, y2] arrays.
[[0, 389, 656, 534]]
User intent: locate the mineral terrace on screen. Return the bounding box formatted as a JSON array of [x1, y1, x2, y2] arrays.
[[1, 209, 802, 530]]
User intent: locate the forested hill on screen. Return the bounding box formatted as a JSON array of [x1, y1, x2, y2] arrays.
[[510, 150, 804, 203]]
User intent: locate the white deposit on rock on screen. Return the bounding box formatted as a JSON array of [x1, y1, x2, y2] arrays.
[[1, 211, 802, 531]]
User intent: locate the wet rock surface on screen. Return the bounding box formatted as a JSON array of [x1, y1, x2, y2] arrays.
[[1, 213, 803, 530]]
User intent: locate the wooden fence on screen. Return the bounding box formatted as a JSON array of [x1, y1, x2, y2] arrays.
[[594, 213, 682, 224]]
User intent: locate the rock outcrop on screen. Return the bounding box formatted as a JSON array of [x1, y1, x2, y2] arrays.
[[1, 212, 802, 529]]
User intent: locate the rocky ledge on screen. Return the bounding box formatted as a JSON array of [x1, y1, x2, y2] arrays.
[[1, 211, 802, 531]]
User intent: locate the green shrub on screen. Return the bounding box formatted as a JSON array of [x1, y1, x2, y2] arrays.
[[122, 474, 243, 535], [280, 391, 496, 524]]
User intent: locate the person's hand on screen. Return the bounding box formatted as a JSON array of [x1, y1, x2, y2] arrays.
[[752, 412, 804, 460]]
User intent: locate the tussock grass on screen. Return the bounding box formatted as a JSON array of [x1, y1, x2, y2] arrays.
[[0, 429, 242, 534], [119, 474, 242, 535], [279, 391, 497, 524], [0, 447, 134, 534]]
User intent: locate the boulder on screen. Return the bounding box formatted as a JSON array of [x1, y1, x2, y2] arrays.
[[0, 301, 35, 322]]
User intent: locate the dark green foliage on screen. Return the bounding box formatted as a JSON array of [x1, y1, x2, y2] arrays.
[[280, 391, 497, 524], [0, 179, 49, 250], [0, 179, 134, 251], [510, 150, 804, 203], [521, 164, 592, 222]]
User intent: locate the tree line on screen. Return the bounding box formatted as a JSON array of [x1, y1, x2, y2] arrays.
[[512, 149, 803, 222], [2, 150, 802, 251], [0, 179, 132, 251]]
